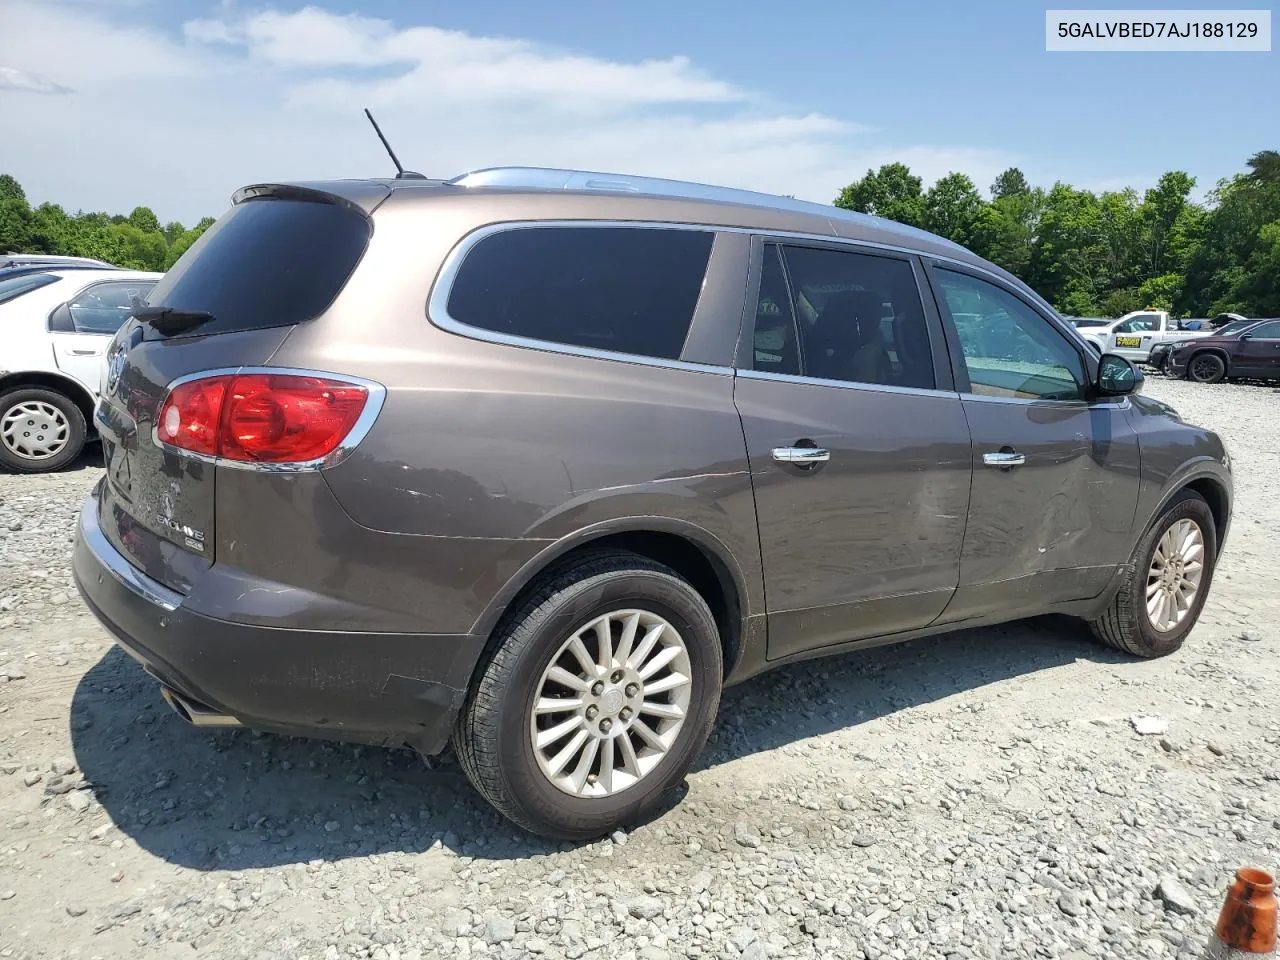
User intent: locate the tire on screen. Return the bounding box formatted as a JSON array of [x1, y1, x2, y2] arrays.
[[1089, 490, 1217, 658], [455, 550, 723, 840], [0, 387, 87, 473], [1187, 352, 1226, 384]]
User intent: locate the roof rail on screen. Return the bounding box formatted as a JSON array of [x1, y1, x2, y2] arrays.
[[448, 166, 966, 250]]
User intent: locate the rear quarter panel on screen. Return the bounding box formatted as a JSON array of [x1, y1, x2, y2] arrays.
[[266, 191, 764, 636]]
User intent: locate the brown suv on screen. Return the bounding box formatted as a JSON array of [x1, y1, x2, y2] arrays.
[[73, 167, 1232, 838]]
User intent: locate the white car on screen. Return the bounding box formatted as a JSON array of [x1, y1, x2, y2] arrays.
[[0, 267, 161, 472]]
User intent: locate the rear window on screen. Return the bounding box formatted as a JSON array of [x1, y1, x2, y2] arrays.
[[445, 226, 714, 361], [145, 198, 371, 337], [0, 272, 59, 306]]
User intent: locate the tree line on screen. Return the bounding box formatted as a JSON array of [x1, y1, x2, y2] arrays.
[[836, 150, 1279, 318], [0, 174, 214, 274], [3, 151, 1278, 318]]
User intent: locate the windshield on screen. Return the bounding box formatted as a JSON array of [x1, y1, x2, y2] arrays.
[[1214, 319, 1255, 337], [0, 272, 60, 306]]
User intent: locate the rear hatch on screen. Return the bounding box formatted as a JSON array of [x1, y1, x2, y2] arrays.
[[95, 186, 380, 593]]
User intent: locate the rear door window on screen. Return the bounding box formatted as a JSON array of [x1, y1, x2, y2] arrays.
[[746, 243, 937, 389], [445, 226, 714, 361], [68, 280, 157, 334], [144, 198, 372, 337]]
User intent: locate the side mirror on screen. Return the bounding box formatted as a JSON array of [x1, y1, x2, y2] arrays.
[[1097, 353, 1144, 396], [47, 302, 74, 333]]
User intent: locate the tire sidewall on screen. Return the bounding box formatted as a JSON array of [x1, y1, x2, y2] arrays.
[[1128, 494, 1217, 655], [494, 569, 721, 838], [0, 388, 87, 474]]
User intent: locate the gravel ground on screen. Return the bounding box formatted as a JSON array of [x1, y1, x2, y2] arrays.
[[1, 376, 1278, 960]]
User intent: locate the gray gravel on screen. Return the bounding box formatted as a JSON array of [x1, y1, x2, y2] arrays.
[[1, 377, 1278, 960]]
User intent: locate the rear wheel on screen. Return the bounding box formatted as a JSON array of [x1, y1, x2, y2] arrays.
[[1187, 352, 1226, 384], [1089, 491, 1216, 657], [455, 551, 723, 839], [0, 387, 86, 473]]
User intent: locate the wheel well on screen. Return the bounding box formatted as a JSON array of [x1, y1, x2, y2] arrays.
[[498, 531, 743, 678], [1187, 347, 1229, 365], [0, 372, 96, 432], [1184, 478, 1229, 553]]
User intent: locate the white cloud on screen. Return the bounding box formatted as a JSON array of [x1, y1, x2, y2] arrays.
[[0, 1, 1015, 225], [0, 66, 72, 95]]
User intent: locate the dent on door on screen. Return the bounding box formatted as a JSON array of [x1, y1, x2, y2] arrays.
[[942, 398, 1141, 622]]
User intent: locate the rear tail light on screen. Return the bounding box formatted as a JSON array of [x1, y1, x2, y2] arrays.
[[155, 372, 374, 465]]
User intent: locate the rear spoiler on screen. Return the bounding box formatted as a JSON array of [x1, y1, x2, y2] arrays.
[[232, 181, 393, 216]]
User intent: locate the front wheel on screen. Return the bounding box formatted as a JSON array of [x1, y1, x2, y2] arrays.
[[0, 387, 87, 473], [1187, 352, 1226, 384], [1089, 491, 1217, 657], [455, 551, 723, 839]]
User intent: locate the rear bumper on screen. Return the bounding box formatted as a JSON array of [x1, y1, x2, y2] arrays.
[[72, 484, 483, 755]]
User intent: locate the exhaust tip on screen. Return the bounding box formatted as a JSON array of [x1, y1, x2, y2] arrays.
[[160, 686, 242, 728]]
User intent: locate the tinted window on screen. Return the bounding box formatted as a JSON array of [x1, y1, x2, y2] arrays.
[[446, 227, 713, 361], [1248, 321, 1280, 338], [69, 280, 156, 334], [748, 244, 935, 389], [935, 269, 1085, 401], [145, 198, 371, 337], [0, 272, 59, 306]]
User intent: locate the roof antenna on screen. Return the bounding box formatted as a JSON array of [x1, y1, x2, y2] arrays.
[[364, 108, 427, 179]]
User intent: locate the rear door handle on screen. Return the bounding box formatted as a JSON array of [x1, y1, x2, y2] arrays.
[[772, 446, 830, 465], [69, 348, 101, 356], [983, 451, 1026, 468]]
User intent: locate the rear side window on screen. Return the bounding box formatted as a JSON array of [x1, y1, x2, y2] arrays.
[[145, 198, 371, 337], [445, 226, 714, 361], [0, 272, 59, 306]]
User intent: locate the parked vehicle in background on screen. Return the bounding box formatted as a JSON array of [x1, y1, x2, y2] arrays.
[[1066, 316, 1111, 329], [0, 268, 161, 472], [1154, 318, 1280, 383], [1078, 309, 1216, 364], [73, 167, 1231, 839], [1, 253, 114, 271]]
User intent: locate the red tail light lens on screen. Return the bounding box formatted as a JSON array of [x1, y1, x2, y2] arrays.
[[155, 373, 371, 465], [155, 376, 228, 456]]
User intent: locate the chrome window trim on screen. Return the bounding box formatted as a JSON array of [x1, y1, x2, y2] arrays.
[[427, 220, 734, 376], [427, 219, 1050, 376], [149, 366, 387, 473], [79, 495, 183, 612], [736, 368, 959, 400], [959, 391, 1132, 411]]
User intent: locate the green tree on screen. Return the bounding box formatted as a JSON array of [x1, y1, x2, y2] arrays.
[[127, 206, 161, 234], [990, 167, 1031, 200], [922, 172, 985, 245], [1246, 149, 1280, 184], [833, 162, 925, 227], [0, 174, 27, 205]]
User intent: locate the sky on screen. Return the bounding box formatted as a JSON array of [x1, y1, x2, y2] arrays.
[[0, 0, 1276, 225]]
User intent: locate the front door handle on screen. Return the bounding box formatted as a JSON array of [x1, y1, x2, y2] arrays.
[[68, 349, 101, 357], [772, 446, 830, 465], [983, 451, 1026, 468]]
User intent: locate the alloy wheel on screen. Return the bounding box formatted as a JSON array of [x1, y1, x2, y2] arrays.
[[1146, 518, 1205, 632], [530, 608, 692, 798]]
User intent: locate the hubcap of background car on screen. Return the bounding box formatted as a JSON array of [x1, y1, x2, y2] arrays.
[[1, 401, 69, 461], [530, 608, 692, 798], [1146, 519, 1205, 632]]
